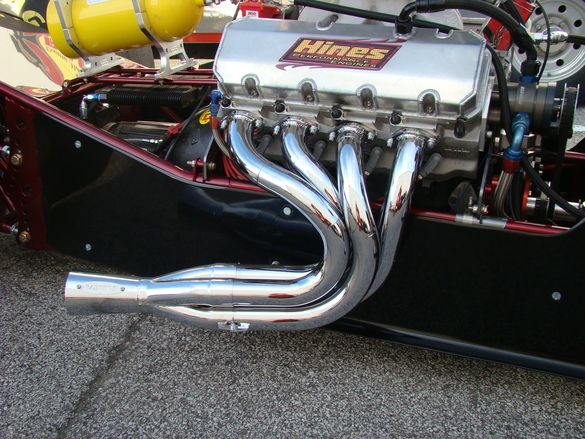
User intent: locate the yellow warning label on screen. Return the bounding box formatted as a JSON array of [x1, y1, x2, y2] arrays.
[[199, 110, 211, 125]]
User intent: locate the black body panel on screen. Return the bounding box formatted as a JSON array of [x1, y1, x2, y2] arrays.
[[36, 115, 585, 379]]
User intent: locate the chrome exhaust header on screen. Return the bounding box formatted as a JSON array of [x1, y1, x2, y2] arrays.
[[365, 132, 427, 298], [65, 113, 427, 331]]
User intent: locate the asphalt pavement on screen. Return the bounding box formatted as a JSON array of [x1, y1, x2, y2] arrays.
[[1, 110, 584, 438]]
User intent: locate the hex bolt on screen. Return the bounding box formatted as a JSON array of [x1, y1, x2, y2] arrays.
[[10, 153, 23, 167], [454, 117, 467, 139], [74, 140, 82, 149], [390, 112, 402, 126], [273, 125, 281, 136], [367, 131, 376, 141], [244, 78, 259, 97], [85, 243, 93, 252], [422, 93, 437, 114], [552, 291, 562, 301], [254, 119, 264, 129], [17, 230, 31, 244], [274, 100, 286, 114], [309, 125, 319, 135], [360, 88, 375, 109], [331, 106, 343, 120], [282, 206, 293, 217], [301, 82, 316, 103]]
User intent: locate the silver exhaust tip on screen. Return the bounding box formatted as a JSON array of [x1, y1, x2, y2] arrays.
[[65, 272, 145, 315]]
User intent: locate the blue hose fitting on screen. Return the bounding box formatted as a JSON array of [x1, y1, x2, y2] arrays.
[[210, 90, 222, 117], [504, 112, 531, 163]]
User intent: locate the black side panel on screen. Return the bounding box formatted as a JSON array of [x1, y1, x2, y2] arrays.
[[36, 115, 585, 378]]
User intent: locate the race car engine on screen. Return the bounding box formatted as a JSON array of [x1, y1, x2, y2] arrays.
[[214, 17, 492, 180]]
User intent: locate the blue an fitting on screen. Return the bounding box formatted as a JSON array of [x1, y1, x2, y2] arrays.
[[521, 75, 537, 84], [80, 93, 105, 120], [210, 90, 222, 117], [504, 112, 531, 162]]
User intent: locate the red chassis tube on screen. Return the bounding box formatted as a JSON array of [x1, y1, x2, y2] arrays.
[[411, 209, 566, 235]]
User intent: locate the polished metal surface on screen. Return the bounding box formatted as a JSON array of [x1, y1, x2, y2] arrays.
[[336, 124, 379, 296], [153, 264, 315, 282], [365, 132, 427, 298], [280, 117, 340, 211], [525, 196, 583, 224], [492, 171, 514, 218], [64, 114, 423, 331], [215, 18, 490, 119]]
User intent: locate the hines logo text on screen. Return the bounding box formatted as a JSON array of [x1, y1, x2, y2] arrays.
[[280, 38, 401, 70]]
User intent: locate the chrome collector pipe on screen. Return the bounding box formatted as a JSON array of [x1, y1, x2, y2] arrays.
[[65, 112, 427, 331]]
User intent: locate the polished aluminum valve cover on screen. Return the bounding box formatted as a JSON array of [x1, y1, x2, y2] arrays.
[[214, 17, 490, 120]]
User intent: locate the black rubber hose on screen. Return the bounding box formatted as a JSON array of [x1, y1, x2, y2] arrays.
[[567, 35, 585, 45], [293, 0, 456, 32], [521, 156, 585, 219], [486, 44, 513, 144], [398, 2, 418, 21], [402, 0, 538, 63]]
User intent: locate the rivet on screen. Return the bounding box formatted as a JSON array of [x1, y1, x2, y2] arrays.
[[17, 231, 31, 244], [10, 153, 23, 167]]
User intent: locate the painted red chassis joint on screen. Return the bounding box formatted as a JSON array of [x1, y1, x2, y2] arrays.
[[1, 98, 48, 249]]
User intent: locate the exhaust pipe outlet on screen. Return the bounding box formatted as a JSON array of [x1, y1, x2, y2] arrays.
[[66, 272, 146, 315]]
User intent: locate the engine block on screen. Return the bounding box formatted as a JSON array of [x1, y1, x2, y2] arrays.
[[214, 17, 493, 179]]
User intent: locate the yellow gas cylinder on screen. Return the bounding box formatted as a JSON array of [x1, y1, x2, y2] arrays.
[[46, 0, 205, 58]]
